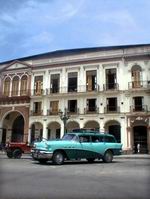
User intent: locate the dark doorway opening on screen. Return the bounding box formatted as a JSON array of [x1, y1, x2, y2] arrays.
[[31, 124, 35, 143], [12, 115, 24, 142], [108, 125, 121, 143], [133, 126, 148, 154]]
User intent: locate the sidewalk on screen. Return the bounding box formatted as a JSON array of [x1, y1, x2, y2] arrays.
[[114, 154, 150, 159], [1, 150, 150, 159]]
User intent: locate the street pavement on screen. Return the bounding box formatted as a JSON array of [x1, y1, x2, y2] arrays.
[[0, 153, 150, 199]]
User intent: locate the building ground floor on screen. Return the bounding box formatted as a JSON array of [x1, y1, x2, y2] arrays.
[[0, 107, 150, 154]]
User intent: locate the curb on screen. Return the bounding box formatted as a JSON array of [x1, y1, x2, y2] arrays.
[[114, 155, 150, 159]]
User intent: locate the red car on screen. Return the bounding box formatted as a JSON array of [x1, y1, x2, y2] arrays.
[[6, 142, 32, 159]]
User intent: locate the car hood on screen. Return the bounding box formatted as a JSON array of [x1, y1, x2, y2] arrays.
[[34, 140, 76, 149]]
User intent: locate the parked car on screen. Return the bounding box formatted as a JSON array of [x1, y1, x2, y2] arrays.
[[6, 142, 32, 159], [31, 130, 122, 165]]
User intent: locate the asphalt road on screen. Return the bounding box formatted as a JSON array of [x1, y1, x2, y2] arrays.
[[0, 154, 150, 199]]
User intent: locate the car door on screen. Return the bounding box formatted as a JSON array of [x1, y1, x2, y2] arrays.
[[90, 135, 106, 156], [76, 135, 93, 159]]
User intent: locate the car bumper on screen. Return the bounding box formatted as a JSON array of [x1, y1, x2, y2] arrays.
[[31, 149, 53, 160]]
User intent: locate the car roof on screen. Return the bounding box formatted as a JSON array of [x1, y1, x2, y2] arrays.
[[68, 131, 114, 137]]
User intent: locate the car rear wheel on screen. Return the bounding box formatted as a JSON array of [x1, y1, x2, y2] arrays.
[[7, 150, 13, 158], [52, 151, 64, 165], [13, 149, 22, 159], [86, 158, 95, 163], [103, 150, 113, 163]]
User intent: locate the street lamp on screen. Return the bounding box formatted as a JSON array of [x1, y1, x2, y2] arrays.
[[59, 109, 70, 135]]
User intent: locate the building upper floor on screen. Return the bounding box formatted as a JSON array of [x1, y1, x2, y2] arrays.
[[0, 44, 150, 106]]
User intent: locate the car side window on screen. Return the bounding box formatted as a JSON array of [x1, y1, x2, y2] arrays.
[[91, 136, 101, 142], [104, 136, 116, 143], [79, 135, 90, 143]]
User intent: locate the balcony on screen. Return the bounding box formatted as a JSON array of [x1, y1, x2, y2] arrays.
[[0, 90, 30, 104], [66, 108, 79, 115], [31, 89, 45, 96], [130, 105, 148, 112], [84, 107, 99, 114], [46, 85, 100, 95], [47, 109, 59, 115], [30, 110, 43, 116], [104, 106, 120, 113], [128, 81, 150, 89], [103, 83, 119, 91]]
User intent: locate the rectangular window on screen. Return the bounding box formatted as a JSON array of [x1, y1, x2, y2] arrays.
[[106, 69, 117, 90], [68, 100, 77, 113], [87, 99, 96, 112], [33, 102, 42, 114], [68, 72, 77, 92], [50, 101, 59, 114], [107, 98, 117, 112], [86, 70, 97, 91], [133, 96, 143, 111], [34, 76, 43, 95], [50, 74, 60, 93]]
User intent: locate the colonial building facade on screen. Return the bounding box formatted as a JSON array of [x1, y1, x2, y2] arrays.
[[0, 44, 150, 154]]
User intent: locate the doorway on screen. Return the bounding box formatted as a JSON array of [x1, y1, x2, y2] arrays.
[[133, 126, 148, 153], [12, 115, 24, 142]]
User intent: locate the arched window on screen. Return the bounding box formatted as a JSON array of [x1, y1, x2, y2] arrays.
[[131, 65, 142, 88], [12, 76, 19, 96], [3, 77, 10, 96], [20, 75, 27, 95]]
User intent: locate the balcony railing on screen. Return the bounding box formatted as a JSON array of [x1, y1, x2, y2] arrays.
[[0, 90, 30, 104], [130, 105, 148, 112], [104, 106, 120, 113], [30, 110, 43, 116], [103, 83, 119, 91], [84, 107, 99, 114], [128, 81, 150, 89], [46, 85, 100, 95], [47, 109, 59, 115], [66, 108, 79, 115]]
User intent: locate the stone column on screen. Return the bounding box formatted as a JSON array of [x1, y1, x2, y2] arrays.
[[99, 118, 104, 132], [43, 121, 48, 140], [60, 121, 64, 138], [28, 128, 31, 144], [120, 118, 127, 150]]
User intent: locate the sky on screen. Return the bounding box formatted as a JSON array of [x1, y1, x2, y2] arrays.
[[0, 0, 150, 63]]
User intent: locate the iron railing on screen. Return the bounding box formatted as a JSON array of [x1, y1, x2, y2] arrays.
[[128, 81, 150, 89], [130, 105, 148, 112], [103, 83, 119, 91], [104, 106, 120, 113]]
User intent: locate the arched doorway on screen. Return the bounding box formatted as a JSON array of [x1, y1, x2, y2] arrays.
[[133, 126, 148, 153], [105, 120, 121, 143], [2, 112, 25, 143], [30, 122, 43, 143], [12, 115, 24, 142], [84, 121, 99, 131], [47, 122, 61, 139], [66, 121, 80, 132]]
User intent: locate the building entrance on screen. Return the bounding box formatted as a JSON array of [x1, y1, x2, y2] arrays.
[[133, 126, 148, 154], [12, 115, 24, 142]]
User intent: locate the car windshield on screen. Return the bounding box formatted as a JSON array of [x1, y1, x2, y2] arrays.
[[62, 134, 78, 141]]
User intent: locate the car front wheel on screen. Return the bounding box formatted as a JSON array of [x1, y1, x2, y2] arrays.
[[52, 151, 64, 165], [7, 150, 13, 158], [102, 150, 113, 163]]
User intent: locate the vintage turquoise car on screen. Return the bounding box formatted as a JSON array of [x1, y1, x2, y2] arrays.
[[31, 130, 122, 165]]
